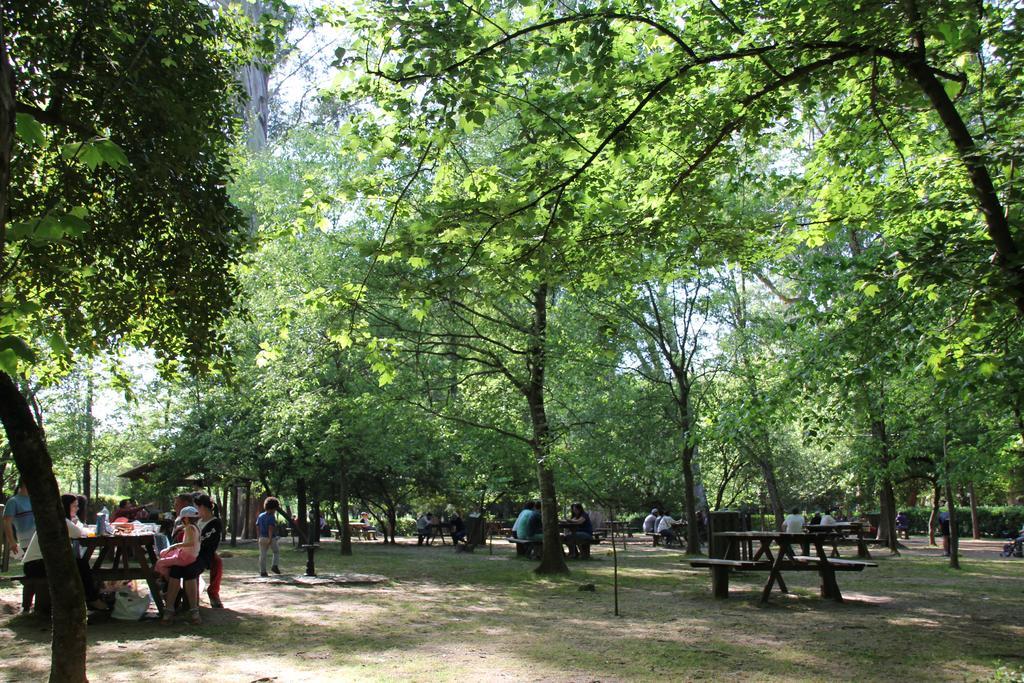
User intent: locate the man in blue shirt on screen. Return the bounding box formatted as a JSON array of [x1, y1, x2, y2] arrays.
[[256, 497, 282, 577], [511, 501, 535, 539], [3, 479, 35, 559]]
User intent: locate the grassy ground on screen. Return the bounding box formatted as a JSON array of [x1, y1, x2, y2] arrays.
[[0, 535, 1021, 682]]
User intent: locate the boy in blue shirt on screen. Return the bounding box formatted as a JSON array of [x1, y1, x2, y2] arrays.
[[257, 497, 282, 577], [3, 479, 34, 559]]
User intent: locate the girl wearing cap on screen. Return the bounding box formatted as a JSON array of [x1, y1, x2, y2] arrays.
[[154, 506, 200, 580]]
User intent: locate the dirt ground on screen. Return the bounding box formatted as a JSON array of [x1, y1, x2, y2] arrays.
[[1, 534, 1021, 682]]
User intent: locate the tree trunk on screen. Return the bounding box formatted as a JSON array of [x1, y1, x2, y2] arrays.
[[242, 481, 252, 539], [968, 482, 980, 540], [81, 373, 93, 521], [339, 459, 351, 556], [901, 52, 1024, 313], [229, 484, 238, 547], [945, 480, 960, 569], [871, 419, 899, 553], [681, 443, 701, 554], [297, 478, 308, 543], [526, 284, 567, 575], [757, 457, 785, 526], [385, 504, 397, 544], [928, 481, 940, 546], [0, 373, 88, 682]]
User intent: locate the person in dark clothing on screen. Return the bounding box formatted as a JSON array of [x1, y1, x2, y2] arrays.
[[164, 494, 221, 625], [448, 512, 467, 545], [562, 503, 593, 559]]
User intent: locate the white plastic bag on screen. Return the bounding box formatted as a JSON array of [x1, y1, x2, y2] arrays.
[[111, 588, 151, 620]]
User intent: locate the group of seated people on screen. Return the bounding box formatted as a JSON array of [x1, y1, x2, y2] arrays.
[[642, 508, 680, 544], [11, 489, 222, 624], [510, 500, 595, 558], [415, 511, 468, 546], [783, 508, 858, 532]]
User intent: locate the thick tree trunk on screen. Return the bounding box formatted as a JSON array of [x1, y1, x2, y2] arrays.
[[871, 419, 900, 553], [526, 284, 567, 575], [0, 373, 88, 683], [297, 478, 308, 543]]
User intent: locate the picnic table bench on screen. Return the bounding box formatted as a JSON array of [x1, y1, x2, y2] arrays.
[[689, 530, 877, 603], [805, 523, 872, 559], [646, 521, 687, 549], [506, 531, 605, 559]]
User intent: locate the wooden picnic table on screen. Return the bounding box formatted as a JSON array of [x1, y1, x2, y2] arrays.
[[691, 530, 876, 603], [78, 533, 166, 616], [346, 522, 377, 540], [804, 522, 872, 559]]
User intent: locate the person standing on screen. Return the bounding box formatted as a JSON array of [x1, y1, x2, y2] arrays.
[[257, 497, 282, 576], [3, 479, 34, 560]]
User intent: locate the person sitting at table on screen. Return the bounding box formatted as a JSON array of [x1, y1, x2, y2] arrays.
[[164, 493, 222, 625], [656, 511, 677, 545], [511, 501, 535, 539], [819, 509, 837, 526], [781, 507, 805, 534], [895, 511, 910, 539], [359, 512, 378, 539], [562, 503, 593, 559], [643, 508, 660, 534], [154, 506, 200, 579], [448, 511, 468, 546], [22, 493, 109, 612], [522, 501, 544, 542], [416, 513, 435, 545]]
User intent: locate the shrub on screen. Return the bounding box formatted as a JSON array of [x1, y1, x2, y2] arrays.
[[901, 506, 1024, 537]]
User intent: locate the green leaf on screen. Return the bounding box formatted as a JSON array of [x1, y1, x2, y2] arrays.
[[15, 113, 45, 147], [0, 335, 36, 367], [96, 140, 129, 168]]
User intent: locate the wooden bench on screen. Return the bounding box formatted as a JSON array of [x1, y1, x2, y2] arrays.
[[506, 537, 542, 559], [689, 558, 770, 598], [562, 533, 603, 559], [789, 556, 878, 570]]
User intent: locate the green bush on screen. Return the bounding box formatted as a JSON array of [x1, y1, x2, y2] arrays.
[[901, 505, 1024, 537]]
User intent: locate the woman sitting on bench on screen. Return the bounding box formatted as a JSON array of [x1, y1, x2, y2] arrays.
[[22, 493, 108, 611], [562, 503, 593, 559]]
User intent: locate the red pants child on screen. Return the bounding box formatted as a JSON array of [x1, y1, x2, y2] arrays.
[[207, 552, 224, 607]]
